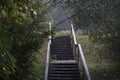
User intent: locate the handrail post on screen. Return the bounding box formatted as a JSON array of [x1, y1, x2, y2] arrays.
[[44, 22, 52, 80]]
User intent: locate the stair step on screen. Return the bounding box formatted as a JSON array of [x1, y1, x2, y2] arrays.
[[48, 36, 81, 80], [51, 52, 73, 54], [51, 45, 72, 47], [51, 47, 72, 49], [51, 60, 76, 63], [49, 71, 80, 74], [51, 50, 72, 51], [48, 77, 80, 80], [51, 53, 73, 54], [49, 74, 80, 77], [51, 50, 73, 54], [52, 40, 71, 42], [51, 55, 74, 57], [53, 37, 70, 40], [51, 49, 73, 51], [49, 67, 78, 70], [50, 62, 77, 67], [51, 56, 74, 60], [52, 58, 74, 60], [52, 39, 70, 41], [52, 38, 71, 41], [51, 44, 72, 47], [51, 51, 73, 53]]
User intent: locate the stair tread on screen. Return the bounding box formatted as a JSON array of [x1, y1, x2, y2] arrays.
[[48, 77, 81, 80], [48, 71, 80, 74], [48, 36, 81, 80]]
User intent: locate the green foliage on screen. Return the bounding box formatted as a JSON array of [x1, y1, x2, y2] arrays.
[[0, 0, 50, 80], [65, 0, 120, 57], [54, 30, 71, 37], [76, 33, 120, 80], [0, 53, 16, 80], [65, 1, 120, 79]]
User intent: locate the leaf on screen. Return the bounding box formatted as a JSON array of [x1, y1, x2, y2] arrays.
[[23, 5, 28, 11], [32, 1, 40, 9], [12, 3, 18, 11], [2, 10, 8, 17], [18, 13, 26, 19]]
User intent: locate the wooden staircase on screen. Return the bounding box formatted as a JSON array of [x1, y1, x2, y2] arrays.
[[48, 36, 81, 80]]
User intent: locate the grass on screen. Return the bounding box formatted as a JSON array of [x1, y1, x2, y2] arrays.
[[54, 30, 71, 37], [53, 30, 120, 80], [33, 30, 120, 80], [42, 0, 48, 4], [27, 41, 48, 80], [76, 32, 120, 80], [28, 30, 71, 80]]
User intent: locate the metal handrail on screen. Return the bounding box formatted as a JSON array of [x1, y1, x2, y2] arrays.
[[44, 40, 51, 80], [71, 23, 77, 45], [44, 22, 52, 80], [78, 44, 91, 80], [71, 23, 91, 80]]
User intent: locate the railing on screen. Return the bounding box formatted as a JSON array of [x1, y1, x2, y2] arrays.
[[71, 23, 77, 45], [71, 23, 91, 80], [71, 23, 77, 60], [44, 22, 52, 80]]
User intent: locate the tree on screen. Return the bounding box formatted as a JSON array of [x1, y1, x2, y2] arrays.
[[65, 0, 120, 56], [0, 0, 50, 79]]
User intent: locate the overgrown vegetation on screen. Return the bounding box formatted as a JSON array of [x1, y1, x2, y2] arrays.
[[27, 41, 48, 80], [65, 0, 120, 56], [76, 33, 120, 80], [54, 30, 70, 37], [0, 0, 51, 80], [64, 0, 120, 79], [54, 30, 120, 80]]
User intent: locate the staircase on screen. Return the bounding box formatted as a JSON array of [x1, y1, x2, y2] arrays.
[[48, 36, 81, 80], [51, 36, 74, 60]]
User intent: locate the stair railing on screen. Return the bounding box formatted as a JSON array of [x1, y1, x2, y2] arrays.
[[71, 23, 77, 59], [44, 22, 52, 80], [71, 23, 91, 80]]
